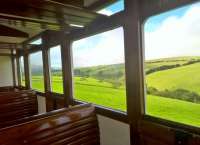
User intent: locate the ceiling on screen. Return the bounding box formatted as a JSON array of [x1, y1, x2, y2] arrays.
[[0, 0, 116, 49]]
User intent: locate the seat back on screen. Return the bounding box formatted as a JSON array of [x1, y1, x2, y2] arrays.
[[0, 86, 18, 92], [0, 104, 100, 145], [0, 90, 38, 128]]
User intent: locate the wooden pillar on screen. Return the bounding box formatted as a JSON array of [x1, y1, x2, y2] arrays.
[[124, 0, 144, 145], [23, 44, 31, 89], [61, 33, 73, 107], [16, 51, 21, 86], [11, 49, 16, 86], [41, 32, 51, 93]]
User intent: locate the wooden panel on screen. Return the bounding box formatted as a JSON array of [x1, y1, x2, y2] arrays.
[[0, 0, 105, 26], [141, 0, 199, 19], [87, 0, 117, 11], [138, 120, 200, 145], [0, 86, 18, 92], [0, 25, 29, 37], [0, 90, 38, 128], [138, 120, 175, 145], [0, 104, 100, 145]]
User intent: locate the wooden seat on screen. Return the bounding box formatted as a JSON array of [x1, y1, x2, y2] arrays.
[[0, 86, 18, 92], [0, 90, 38, 128], [0, 104, 100, 145]]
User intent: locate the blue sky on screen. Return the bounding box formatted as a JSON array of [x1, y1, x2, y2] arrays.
[[30, 1, 200, 67], [145, 2, 200, 60]]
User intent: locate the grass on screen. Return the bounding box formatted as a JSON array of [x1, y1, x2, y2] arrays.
[[145, 56, 200, 72], [28, 56, 200, 128], [147, 63, 200, 94], [147, 95, 200, 127]]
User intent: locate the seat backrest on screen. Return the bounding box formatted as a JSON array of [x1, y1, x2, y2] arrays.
[[0, 104, 100, 145], [0, 90, 38, 128], [0, 86, 18, 92]]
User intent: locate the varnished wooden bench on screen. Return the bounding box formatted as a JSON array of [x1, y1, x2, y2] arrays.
[[0, 104, 100, 145], [0, 86, 18, 92], [0, 86, 27, 92], [0, 90, 38, 128]]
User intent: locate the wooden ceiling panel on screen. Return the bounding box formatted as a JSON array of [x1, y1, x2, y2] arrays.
[[0, 25, 29, 38], [0, 0, 105, 26]]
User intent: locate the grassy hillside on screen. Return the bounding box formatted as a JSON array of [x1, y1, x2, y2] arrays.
[[147, 63, 200, 94], [29, 56, 200, 127], [30, 75, 200, 127], [147, 95, 200, 127]]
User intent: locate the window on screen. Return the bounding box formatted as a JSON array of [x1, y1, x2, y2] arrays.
[[72, 27, 126, 112], [30, 51, 44, 92], [144, 2, 200, 127], [97, 0, 124, 16], [50, 45, 63, 93], [30, 38, 42, 45], [19, 56, 25, 86]]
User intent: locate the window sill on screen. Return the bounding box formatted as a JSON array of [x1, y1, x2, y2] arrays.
[[143, 115, 200, 135], [73, 100, 128, 123]]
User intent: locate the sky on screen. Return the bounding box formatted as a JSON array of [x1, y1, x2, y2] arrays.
[[145, 2, 200, 60], [30, 1, 200, 68]]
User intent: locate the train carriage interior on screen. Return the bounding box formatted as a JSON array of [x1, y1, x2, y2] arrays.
[[0, 0, 200, 145]]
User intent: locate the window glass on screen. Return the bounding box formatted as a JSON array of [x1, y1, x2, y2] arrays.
[[19, 56, 25, 86], [72, 27, 126, 112], [144, 2, 200, 127], [97, 0, 124, 16], [30, 38, 42, 45], [30, 51, 44, 92], [50, 45, 63, 93]]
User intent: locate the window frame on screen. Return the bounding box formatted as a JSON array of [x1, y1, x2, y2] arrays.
[[19, 55, 25, 86], [29, 50, 45, 92], [49, 45, 64, 94], [141, 2, 200, 134], [70, 26, 128, 122]]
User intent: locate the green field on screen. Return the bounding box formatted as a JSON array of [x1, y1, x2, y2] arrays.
[[29, 56, 200, 127], [147, 63, 200, 94]]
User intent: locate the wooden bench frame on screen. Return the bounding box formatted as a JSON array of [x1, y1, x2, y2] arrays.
[[0, 104, 100, 145], [0, 90, 38, 128]]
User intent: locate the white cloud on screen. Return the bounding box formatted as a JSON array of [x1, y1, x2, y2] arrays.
[[145, 4, 200, 60], [72, 28, 125, 67]]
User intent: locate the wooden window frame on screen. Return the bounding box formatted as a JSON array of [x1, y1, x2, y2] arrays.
[[140, 0, 200, 135], [70, 25, 128, 121], [14, 1, 200, 144]]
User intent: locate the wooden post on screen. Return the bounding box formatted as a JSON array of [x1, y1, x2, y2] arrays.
[[16, 50, 21, 86], [23, 44, 31, 89], [61, 33, 73, 107], [11, 49, 16, 86], [41, 32, 51, 93], [124, 0, 144, 145]]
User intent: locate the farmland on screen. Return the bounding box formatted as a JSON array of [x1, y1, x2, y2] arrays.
[[29, 56, 200, 127]]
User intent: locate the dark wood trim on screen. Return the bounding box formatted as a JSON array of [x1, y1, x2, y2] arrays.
[[23, 44, 31, 89], [0, 0, 102, 26], [0, 53, 11, 57], [143, 115, 200, 135], [28, 45, 43, 54], [16, 52, 21, 86], [73, 100, 128, 123], [11, 49, 16, 86], [87, 0, 117, 11], [124, 0, 144, 145], [61, 33, 74, 107], [0, 24, 29, 38], [141, 0, 199, 20], [35, 91, 46, 97], [70, 11, 124, 41], [41, 32, 51, 93], [22, 31, 43, 45]]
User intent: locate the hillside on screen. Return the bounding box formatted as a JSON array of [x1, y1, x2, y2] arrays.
[[31, 56, 200, 127], [147, 62, 200, 94]]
